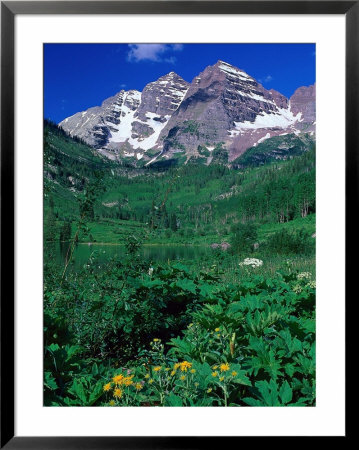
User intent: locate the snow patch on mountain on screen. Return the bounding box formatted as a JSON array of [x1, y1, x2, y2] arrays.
[[218, 61, 252, 80], [233, 108, 302, 132], [128, 113, 171, 151], [108, 91, 141, 144], [256, 132, 271, 146]]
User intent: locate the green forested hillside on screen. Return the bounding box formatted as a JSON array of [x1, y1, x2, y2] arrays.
[[231, 133, 315, 168], [44, 120, 315, 246]]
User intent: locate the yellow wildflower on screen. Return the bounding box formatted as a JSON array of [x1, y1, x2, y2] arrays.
[[179, 361, 192, 372], [153, 338, 160, 342], [153, 366, 162, 372], [103, 382, 112, 392], [149, 378, 154, 384], [231, 371, 238, 377], [213, 365, 218, 370], [123, 375, 134, 386], [165, 368, 170, 371], [109, 400, 115, 406], [219, 376, 225, 382], [170, 371, 176, 376], [212, 371, 218, 377], [174, 363, 181, 370], [135, 383, 143, 391], [180, 375, 186, 381], [190, 369, 196, 374], [220, 363, 230, 372], [215, 327, 220, 332], [113, 374, 124, 385], [216, 334, 221, 338], [113, 388, 123, 398], [207, 388, 212, 393], [145, 374, 150, 379]]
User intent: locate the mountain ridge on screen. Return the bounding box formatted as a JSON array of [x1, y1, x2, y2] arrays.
[[59, 60, 315, 166]]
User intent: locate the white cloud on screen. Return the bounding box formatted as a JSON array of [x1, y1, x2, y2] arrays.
[[127, 44, 183, 63], [171, 44, 184, 52], [259, 74, 273, 84]]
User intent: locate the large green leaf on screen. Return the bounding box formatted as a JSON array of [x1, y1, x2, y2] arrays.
[[44, 372, 58, 391], [279, 380, 293, 404], [175, 278, 197, 294], [166, 393, 183, 406], [68, 378, 87, 405]]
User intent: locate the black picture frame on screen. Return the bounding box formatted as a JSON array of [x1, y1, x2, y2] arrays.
[[1, 1, 355, 447]]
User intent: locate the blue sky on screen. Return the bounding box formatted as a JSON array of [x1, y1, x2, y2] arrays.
[[44, 43, 315, 123]]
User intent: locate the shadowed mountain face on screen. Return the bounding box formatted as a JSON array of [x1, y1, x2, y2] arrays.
[[289, 84, 316, 123], [59, 60, 315, 166]]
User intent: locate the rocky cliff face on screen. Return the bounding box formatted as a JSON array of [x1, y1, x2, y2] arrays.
[[59, 60, 315, 165], [135, 72, 189, 121], [60, 73, 189, 161], [60, 90, 141, 150], [289, 84, 316, 124], [157, 61, 297, 161]]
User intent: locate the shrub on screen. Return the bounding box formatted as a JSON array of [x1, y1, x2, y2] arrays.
[[230, 222, 258, 253], [265, 228, 314, 255]]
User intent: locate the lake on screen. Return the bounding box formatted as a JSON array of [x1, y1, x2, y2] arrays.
[[54, 242, 212, 270]]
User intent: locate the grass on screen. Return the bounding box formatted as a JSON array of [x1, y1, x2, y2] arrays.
[[69, 213, 316, 251], [220, 254, 315, 282], [80, 219, 148, 243], [258, 215, 316, 241]]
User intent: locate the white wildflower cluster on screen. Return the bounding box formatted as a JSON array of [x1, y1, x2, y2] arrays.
[[148, 267, 154, 276], [297, 272, 312, 280], [293, 278, 316, 294], [292, 284, 302, 294], [239, 258, 263, 268]]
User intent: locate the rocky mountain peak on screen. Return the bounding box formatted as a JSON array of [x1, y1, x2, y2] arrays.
[[59, 61, 315, 166], [159, 71, 182, 80], [215, 60, 253, 79], [156, 60, 293, 160], [135, 72, 189, 122]]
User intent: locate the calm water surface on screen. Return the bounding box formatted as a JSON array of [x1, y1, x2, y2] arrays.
[[55, 242, 211, 270]]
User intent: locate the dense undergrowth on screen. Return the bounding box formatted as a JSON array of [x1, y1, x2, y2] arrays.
[[44, 240, 315, 407]]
